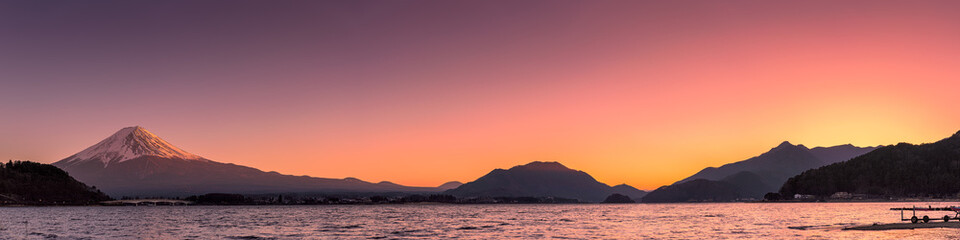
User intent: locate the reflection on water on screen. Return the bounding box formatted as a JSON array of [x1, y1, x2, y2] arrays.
[[1, 202, 958, 239]]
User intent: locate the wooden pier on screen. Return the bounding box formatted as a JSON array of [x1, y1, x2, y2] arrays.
[[888, 206, 960, 223]]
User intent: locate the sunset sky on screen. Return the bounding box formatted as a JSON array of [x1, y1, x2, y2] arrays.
[[2, 1, 960, 190]]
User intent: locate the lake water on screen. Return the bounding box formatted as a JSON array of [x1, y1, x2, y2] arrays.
[[1, 202, 958, 239]]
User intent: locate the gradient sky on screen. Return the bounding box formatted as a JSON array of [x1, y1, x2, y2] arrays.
[[2, 1, 960, 190]]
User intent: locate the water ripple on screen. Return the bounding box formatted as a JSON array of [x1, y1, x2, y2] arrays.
[[0, 203, 959, 239]]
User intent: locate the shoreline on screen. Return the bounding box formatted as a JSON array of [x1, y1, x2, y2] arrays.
[[845, 222, 960, 231]]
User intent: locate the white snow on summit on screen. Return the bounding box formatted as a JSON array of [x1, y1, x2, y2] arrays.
[[59, 126, 203, 166]]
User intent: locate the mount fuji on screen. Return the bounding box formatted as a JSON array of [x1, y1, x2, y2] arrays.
[[53, 126, 446, 197], [56, 126, 204, 167]]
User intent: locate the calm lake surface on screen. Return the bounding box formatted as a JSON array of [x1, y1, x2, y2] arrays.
[[1, 202, 958, 239]]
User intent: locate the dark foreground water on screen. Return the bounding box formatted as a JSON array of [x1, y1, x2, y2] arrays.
[[1, 202, 958, 239]]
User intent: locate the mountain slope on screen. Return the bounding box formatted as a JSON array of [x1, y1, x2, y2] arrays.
[[677, 142, 878, 185], [444, 161, 645, 202], [718, 171, 774, 199], [641, 171, 769, 203], [611, 184, 648, 200], [652, 141, 877, 201], [53, 126, 446, 197], [808, 144, 883, 165], [436, 181, 464, 190], [676, 141, 824, 185], [0, 160, 111, 205], [781, 130, 960, 198], [641, 179, 741, 203], [57, 126, 202, 166]]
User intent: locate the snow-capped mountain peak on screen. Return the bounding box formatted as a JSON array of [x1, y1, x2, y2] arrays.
[[58, 126, 203, 166]]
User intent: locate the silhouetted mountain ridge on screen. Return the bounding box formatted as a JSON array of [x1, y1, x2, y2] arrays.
[[445, 161, 646, 202], [675, 141, 824, 185], [611, 184, 647, 200], [645, 141, 877, 202], [510, 161, 573, 171], [642, 179, 740, 203], [52, 127, 452, 197], [436, 181, 464, 190]]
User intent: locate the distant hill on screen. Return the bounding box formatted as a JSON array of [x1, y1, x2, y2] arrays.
[[717, 171, 774, 199], [436, 181, 464, 190], [676, 141, 877, 185], [642, 171, 770, 203], [642, 179, 741, 203], [781, 131, 960, 198], [602, 193, 635, 203], [644, 141, 877, 202], [808, 144, 880, 165], [53, 126, 450, 197], [611, 184, 648, 200], [444, 161, 646, 202], [0, 160, 111, 205]]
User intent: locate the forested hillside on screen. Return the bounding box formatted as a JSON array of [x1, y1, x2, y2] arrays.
[[0, 160, 111, 205], [781, 131, 960, 198]]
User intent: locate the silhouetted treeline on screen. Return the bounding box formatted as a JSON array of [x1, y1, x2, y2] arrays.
[[781, 132, 960, 198], [182, 193, 581, 205], [0, 160, 111, 205], [185, 193, 250, 205], [602, 193, 635, 203]]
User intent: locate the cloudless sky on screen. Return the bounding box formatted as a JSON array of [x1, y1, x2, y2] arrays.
[[2, 0, 959, 189]]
